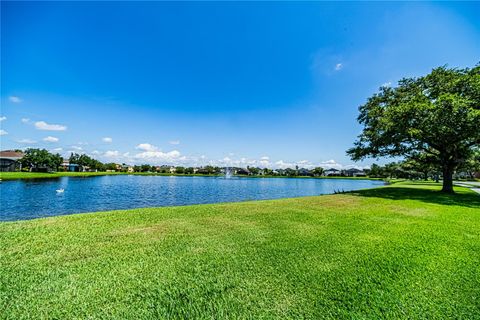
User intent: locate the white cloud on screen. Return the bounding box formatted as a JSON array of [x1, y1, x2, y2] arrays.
[[259, 156, 270, 168], [71, 146, 83, 151], [275, 160, 293, 169], [169, 140, 180, 145], [104, 150, 120, 157], [334, 63, 343, 71], [102, 137, 113, 143], [123, 152, 130, 157], [43, 136, 59, 142], [0, 129, 7, 136], [0, 116, 6, 122], [52, 147, 63, 152], [135, 149, 183, 164], [318, 159, 343, 170], [35, 121, 67, 131], [136, 143, 158, 152], [21, 118, 30, 124], [17, 138, 36, 144], [9, 96, 22, 103]]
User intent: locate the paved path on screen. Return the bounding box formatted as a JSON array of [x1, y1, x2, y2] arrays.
[[454, 181, 480, 195]]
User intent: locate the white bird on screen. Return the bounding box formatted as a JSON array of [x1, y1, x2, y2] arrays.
[[56, 188, 65, 193]]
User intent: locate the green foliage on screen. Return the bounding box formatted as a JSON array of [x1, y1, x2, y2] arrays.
[[103, 163, 117, 171], [348, 64, 480, 192], [457, 147, 480, 179], [175, 166, 185, 174], [140, 164, 152, 172], [20, 148, 63, 172], [312, 167, 324, 176], [184, 167, 195, 174], [69, 153, 104, 171]]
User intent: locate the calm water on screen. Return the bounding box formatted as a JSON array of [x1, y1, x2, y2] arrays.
[[0, 175, 384, 221]]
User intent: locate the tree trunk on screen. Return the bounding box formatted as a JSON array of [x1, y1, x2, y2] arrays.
[[442, 165, 454, 193]]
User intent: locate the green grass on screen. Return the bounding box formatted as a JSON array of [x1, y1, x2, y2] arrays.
[[0, 171, 381, 181], [0, 171, 125, 180], [0, 171, 219, 180], [1, 182, 479, 319]]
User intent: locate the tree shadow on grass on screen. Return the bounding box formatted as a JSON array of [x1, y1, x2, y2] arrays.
[[351, 186, 480, 209]]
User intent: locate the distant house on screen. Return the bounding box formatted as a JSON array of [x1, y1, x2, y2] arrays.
[[61, 160, 90, 172], [0, 150, 24, 172], [298, 168, 313, 176], [121, 164, 134, 173], [61, 160, 75, 172], [235, 167, 250, 175], [323, 168, 341, 176], [169, 166, 176, 174], [342, 168, 366, 177]]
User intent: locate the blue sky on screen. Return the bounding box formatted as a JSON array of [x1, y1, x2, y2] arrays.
[[1, 2, 479, 169]]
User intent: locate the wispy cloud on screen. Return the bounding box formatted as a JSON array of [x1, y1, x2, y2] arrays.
[[35, 121, 67, 131], [52, 147, 63, 152], [135, 150, 184, 163], [334, 63, 343, 71], [71, 146, 83, 151], [169, 140, 180, 145], [381, 81, 392, 87], [0, 129, 8, 136], [17, 138, 36, 144], [43, 136, 59, 142], [136, 143, 158, 152], [0, 116, 6, 122], [102, 137, 113, 143], [21, 118, 30, 124], [9, 96, 22, 103], [104, 150, 120, 157]]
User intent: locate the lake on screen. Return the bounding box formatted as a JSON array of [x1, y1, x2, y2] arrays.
[[0, 175, 385, 221]]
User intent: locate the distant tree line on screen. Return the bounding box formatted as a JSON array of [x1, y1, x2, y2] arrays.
[[20, 149, 63, 172], [16, 148, 479, 179]]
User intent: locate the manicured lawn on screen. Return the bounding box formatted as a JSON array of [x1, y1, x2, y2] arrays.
[[0, 182, 479, 319], [0, 171, 382, 181], [0, 171, 125, 180], [0, 171, 213, 180]]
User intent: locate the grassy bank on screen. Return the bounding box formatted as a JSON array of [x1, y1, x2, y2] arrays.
[[1, 182, 479, 319], [0, 171, 215, 180], [0, 171, 381, 181]]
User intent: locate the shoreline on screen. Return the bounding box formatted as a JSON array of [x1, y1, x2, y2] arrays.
[[1, 179, 388, 223], [1, 182, 478, 318], [0, 171, 384, 181]]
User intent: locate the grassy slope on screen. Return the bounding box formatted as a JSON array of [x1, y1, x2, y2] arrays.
[[0, 182, 479, 319], [0, 171, 381, 181]]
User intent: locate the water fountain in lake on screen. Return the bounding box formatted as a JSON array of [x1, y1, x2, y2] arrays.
[[225, 167, 233, 179]]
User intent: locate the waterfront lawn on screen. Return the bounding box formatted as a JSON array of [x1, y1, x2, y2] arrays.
[[0, 171, 382, 181], [0, 171, 124, 180], [0, 182, 479, 319]]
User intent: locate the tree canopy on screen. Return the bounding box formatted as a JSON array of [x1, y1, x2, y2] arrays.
[[347, 64, 480, 192], [20, 149, 63, 172]]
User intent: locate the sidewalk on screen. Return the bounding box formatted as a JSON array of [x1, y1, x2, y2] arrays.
[[454, 181, 480, 195]]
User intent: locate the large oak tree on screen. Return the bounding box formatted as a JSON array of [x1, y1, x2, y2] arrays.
[[347, 65, 480, 193]]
